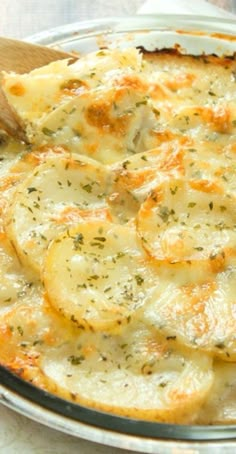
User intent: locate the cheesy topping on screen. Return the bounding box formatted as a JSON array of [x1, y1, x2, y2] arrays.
[[44, 222, 158, 332], [1, 47, 236, 425]]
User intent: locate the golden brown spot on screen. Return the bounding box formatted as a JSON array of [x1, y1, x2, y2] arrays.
[[0, 199, 7, 215], [150, 130, 193, 147], [60, 79, 88, 95], [86, 92, 131, 137], [82, 344, 97, 357], [42, 331, 57, 346], [182, 281, 216, 308], [149, 83, 169, 100], [52, 206, 112, 224], [189, 179, 223, 194], [0, 324, 13, 340], [115, 168, 156, 191], [203, 106, 232, 133], [84, 143, 98, 156], [0, 174, 20, 191], [116, 74, 147, 91], [9, 83, 25, 96], [146, 336, 168, 358], [209, 250, 227, 273], [165, 73, 196, 91]]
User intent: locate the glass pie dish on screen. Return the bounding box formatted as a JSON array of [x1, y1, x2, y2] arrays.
[[1, 14, 236, 454]]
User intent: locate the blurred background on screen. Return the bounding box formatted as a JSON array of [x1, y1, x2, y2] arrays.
[[0, 0, 235, 39]]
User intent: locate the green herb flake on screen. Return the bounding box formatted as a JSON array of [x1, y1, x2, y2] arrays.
[[153, 108, 160, 116], [42, 127, 55, 137], [117, 252, 125, 259], [122, 160, 130, 169], [215, 342, 225, 349], [159, 382, 167, 388], [27, 187, 37, 194], [82, 183, 92, 193], [67, 355, 85, 365], [158, 206, 171, 223], [73, 233, 84, 249], [90, 242, 104, 249], [135, 275, 144, 286], [136, 100, 147, 107], [170, 186, 178, 195], [17, 326, 24, 336], [93, 236, 106, 242], [220, 205, 227, 212]]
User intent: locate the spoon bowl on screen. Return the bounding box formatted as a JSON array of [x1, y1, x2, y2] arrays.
[[0, 37, 73, 142]]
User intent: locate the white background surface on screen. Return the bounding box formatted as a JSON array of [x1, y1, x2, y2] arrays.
[[0, 0, 235, 453]]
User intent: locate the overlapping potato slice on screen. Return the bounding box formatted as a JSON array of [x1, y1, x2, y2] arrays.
[[30, 84, 155, 164], [2, 48, 143, 125], [199, 360, 236, 424], [143, 257, 236, 360], [0, 234, 35, 310], [0, 286, 78, 377], [0, 137, 27, 178], [137, 178, 236, 263], [184, 141, 236, 196], [108, 143, 184, 222], [43, 221, 158, 332], [165, 104, 236, 145], [5, 154, 111, 272], [0, 144, 72, 237], [40, 323, 213, 423]]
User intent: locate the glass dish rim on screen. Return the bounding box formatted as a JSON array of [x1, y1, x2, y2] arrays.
[[25, 14, 236, 46]]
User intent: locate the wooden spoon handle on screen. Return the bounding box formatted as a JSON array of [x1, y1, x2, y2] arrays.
[[0, 36, 72, 74]]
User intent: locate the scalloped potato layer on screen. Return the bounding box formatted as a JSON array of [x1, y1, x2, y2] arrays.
[[1, 48, 236, 424]]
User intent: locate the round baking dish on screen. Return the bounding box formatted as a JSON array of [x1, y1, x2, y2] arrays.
[[1, 15, 236, 453]]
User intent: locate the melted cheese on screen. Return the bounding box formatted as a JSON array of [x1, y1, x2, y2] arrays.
[[40, 324, 213, 423], [5, 154, 111, 272], [137, 178, 236, 263], [43, 222, 158, 332], [143, 258, 236, 360], [0, 48, 236, 425], [2, 48, 143, 123], [30, 85, 155, 164]]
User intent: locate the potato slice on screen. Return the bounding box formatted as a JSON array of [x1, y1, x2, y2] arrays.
[[108, 143, 184, 222], [40, 323, 213, 423], [2, 48, 143, 125], [0, 234, 34, 309], [143, 257, 236, 360], [6, 154, 111, 272], [31, 84, 155, 164], [199, 360, 236, 424], [137, 178, 236, 264], [0, 284, 78, 372], [43, 222, 158, 332], [169, 104, 236, 136]]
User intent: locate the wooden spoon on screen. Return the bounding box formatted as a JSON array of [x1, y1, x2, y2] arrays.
[[0, 37, 73, 142]]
